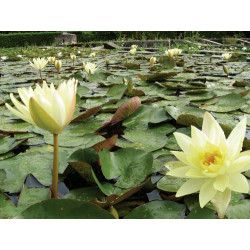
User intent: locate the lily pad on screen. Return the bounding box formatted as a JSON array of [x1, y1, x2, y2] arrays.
[[124, 200, 186, 219], [202, 93, 246, 112], [15, 199, 114, 219], [99, 148, 153, 189]]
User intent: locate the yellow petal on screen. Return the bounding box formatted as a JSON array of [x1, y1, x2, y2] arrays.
[[171, 151, 190, 165], [213, 175, 229, 192], [186, 168, 206, 178], [9, 93, 34, 124], [29, 97, 61, 134], [176, 178, 206, 197], [5, 103, 34, 125], [164, 161, 186, 171], [174, 132, 191, 153], [228, 173, 249, 193], [202, 112, 226, 144], [167, 166, 190, 178], [227, 117, 246, 160], [191, 125, 208, 147], [211, 188, 231, 219], [228, 152, 250, 173], [199, 179, 217, 207]]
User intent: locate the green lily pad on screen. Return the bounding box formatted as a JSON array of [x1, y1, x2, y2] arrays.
[[63, 186, 105, 202], [15, 199, 114, 219], [0, 186, 50, 219], [157, 176, 186, 193], [202, 93, 246, 112], [124, 200, 186, 219], [99, 148, 153, 189], [0, 145, 74, 193], [122, 129, 168, 151], [226, 200, 250, 219], [186, 207, 217, 219]]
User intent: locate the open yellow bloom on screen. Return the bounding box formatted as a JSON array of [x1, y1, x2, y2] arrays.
[[47, 57, 55, 64], [29, 57, 48, 71], [165, 48, 182, 58], [222, 53, 232, 60], [83, 62, 97, 75], [5, 79, 77, 134], [90, 53, 96, 58], [166, 112, 250, 218], [130, 48, 137, 55]]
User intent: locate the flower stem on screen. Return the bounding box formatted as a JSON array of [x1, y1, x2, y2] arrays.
[[39, 70, 43, 83], [51, 134, 59, 199]]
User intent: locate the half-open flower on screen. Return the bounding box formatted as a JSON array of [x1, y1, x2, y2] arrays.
[[222, 53, 232, 60], [47, 57, 55, 64], [83, 62, 97, 75], [5, 79, 78, 135], [29, 57, 48, 71], [165, 112, 250, 218], [90, 53, 96, 58]]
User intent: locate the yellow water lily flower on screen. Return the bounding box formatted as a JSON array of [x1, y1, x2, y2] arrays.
[[165, 48, 182, 58], [55, 60, 62, 72], [150, 57, 156, 66], [47, 57, 55, 64], [165, 112, 250, 218], [130, 48, 137, 55], [5, 79, 78, 135], [222, 53, 232, 60], [90, 52, 96, 58], [83, 62, 97, 75], [29, 57, 48, 71], [131, 45, 138, 49]]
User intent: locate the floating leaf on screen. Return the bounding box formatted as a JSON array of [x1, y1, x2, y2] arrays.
[[124, 200, 186, 219], [110, 96, 141, 125], [99, 148, 153, 189], [157, 176, 186, 193], [202, 93, 246, 112], [137, 71, 178, 82], [15, 199, 115, 219], [72, 105, 102, 122]]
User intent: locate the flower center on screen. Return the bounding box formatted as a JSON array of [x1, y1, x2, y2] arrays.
[[201, 150, 224, 173]]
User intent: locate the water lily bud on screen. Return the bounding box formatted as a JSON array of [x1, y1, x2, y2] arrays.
[[123, 78, 127, 85], [150, 57, 156, 66], [127, 79, 133, 95], [90, 53, 96, 58], [106, 58, 110, 65], [30, 58, 48, 71], [130, 48, 136, 55], [223, 65, 229, 76], [70, 54, 76, 62], [47, 57, 55, 64], [55, 60, 62, 71], [5, 79, 78, 135]]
